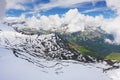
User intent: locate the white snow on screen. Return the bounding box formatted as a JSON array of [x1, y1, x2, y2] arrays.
[[0, 24, 14, 31], [0, 48, 109, 80], [108, 68, 120, 80], [0, 48, 120, 80], [0, 24, 120, 80]]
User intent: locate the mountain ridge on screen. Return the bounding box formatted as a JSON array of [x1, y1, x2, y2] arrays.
[[2, 21, 120, 61]]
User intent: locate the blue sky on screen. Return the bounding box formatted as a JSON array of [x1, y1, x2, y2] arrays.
[[6, 0, 116, 18]]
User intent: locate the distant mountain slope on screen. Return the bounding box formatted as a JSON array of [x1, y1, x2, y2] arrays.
[[0, 30, 101, 64], [60, 26, 120, 57], [2, 21, 120, 60]]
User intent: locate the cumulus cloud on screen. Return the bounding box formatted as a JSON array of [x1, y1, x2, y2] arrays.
[[102, 17, 120, 44], [5, 8, 104, 32], [62, 9, 103, 32], [0, 0, 6, 21], [102, 0, 120, 44]]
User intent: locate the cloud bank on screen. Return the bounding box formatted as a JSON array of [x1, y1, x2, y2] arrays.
[[5, 9, 104, 32]]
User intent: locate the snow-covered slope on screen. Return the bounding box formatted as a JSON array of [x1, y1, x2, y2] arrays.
[[0, 29, 100, 64], [0, 31, 78, 60], [0, 24, 120, 80], [0, 48, 120, 80], [0, 24, 15, 31]]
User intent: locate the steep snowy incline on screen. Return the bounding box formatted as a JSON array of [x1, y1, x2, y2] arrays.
[[0, 48, 113, 80], [0, 48, 120, 80], [0, 25, 120, 80], [0, 31, 78, 60], [0, 30, 100, 64]]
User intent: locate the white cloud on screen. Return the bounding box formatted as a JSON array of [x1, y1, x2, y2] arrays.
[[35, 0, 102, 11], [38, 0, 90, 10], [101, 0, 120, 44], [5, 0, 105, 14], [63, 9, 104, 32], [102, 17, 120, 44], [6, 0, 26, 10], [5, 0, 35, 10], [5, 8, 104, 32], [82, 7, 108, 13], [106, 0, 120, 15], [0, 0, 6, 21]]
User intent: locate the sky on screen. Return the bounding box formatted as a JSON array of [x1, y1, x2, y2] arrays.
[[0, 0, 120, 44], [3, 0, 116, 18], [0, 0, 119, 19]]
